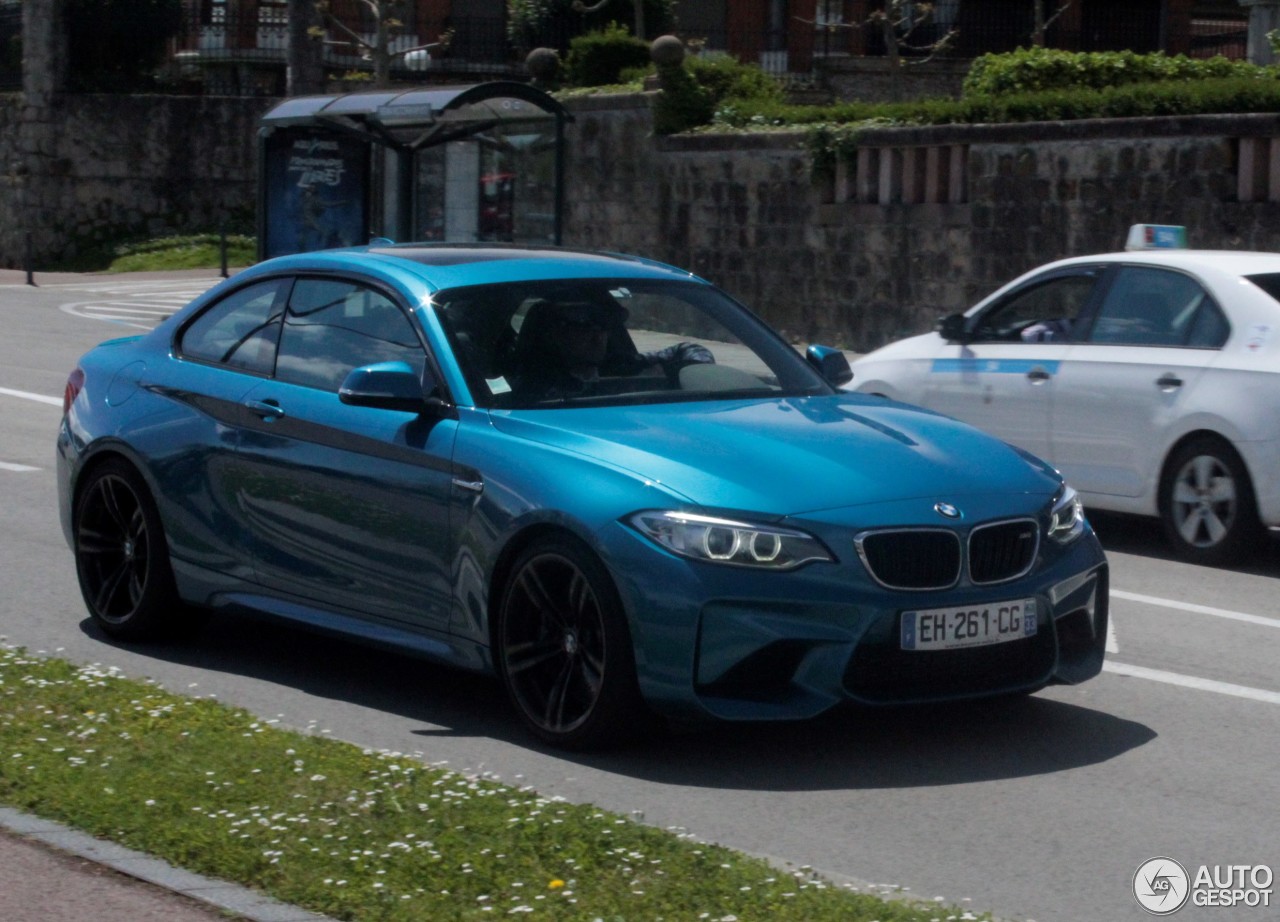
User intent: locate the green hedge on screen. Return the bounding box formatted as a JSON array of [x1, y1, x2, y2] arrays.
[[566, 23, 651, 87], [652, 52, 781, 135], [687, 52, 785, 108], [962, 47, 1273, 97]]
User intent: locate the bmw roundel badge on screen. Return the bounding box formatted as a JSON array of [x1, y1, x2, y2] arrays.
[[934, 502, 961, 519]]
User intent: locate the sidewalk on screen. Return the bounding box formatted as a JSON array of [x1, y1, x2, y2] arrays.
[[0, 267, 238, 287], [0, 807, 338, 922]]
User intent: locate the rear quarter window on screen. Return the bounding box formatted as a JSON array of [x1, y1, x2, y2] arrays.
[[179, 279, 289, 374], [1245, 272, 1280, 304]]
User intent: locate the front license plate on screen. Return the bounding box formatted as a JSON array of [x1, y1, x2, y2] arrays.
[[900, 598, 1038, 651]]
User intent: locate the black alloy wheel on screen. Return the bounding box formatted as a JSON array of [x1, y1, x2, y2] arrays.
[[74, 459, 182, 640], [1159, 436, 1263, 566], [497, 535, 643, 749]]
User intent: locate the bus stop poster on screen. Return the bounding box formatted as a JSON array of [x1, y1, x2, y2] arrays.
[[263, 130, 369, 258]]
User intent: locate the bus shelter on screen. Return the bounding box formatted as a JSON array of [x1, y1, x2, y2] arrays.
[[258, 82, 573, 259]]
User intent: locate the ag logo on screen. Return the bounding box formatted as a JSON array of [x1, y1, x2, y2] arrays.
[[1134, 857, 1190, 914]]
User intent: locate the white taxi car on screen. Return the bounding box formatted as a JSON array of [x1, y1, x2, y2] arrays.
[[850, 226, 1280, 565]]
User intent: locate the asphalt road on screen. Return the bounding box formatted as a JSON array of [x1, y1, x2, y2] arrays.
[[2, 271, 1278, 922]]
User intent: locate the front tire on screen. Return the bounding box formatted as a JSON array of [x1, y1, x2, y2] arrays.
[[496, 535, 644, 749], [74, 459, 183, 640], [1159, 437, 1262, 566]]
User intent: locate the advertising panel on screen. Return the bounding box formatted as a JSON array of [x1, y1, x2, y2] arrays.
[[262, 129, 369, 258]]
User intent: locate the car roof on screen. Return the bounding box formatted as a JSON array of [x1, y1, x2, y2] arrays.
[[258, 243, 705, 291], [1050, 249, 1280, 277]]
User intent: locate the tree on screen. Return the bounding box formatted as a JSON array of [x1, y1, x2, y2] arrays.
[[507, 0, 674, 55], [1031, 0, 1071, 47], [287, 0, 326, 96], [801, 1, 957, 101], [313, 0, 451, 87], [572, 0, 644, 42]]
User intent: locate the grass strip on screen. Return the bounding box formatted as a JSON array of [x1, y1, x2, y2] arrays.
[[0, 646, 986, 921], [106, 234, 257, 272]]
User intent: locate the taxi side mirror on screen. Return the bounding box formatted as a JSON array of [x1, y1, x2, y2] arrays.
[[936, 314, 970, 344]]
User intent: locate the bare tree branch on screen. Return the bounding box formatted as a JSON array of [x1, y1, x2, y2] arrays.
[[1032, 0, 1073, 47]]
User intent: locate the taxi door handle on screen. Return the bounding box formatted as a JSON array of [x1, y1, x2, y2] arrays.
[[1026, 367, 1052, 384], [1155, 373, 1183, 392]]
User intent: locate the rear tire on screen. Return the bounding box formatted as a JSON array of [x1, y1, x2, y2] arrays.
[[74, 459, 186, 640], [496, 535, 644, 749], [1158, 436, 1262, 566]]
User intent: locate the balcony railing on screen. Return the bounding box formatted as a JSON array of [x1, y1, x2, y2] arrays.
[[170, 9, 516, 91]]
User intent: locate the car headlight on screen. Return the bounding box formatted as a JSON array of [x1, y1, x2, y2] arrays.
[[629, 511, 834, 570], [1047, 485, 1085, 545]]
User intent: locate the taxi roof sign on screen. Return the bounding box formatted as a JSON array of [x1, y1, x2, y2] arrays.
[[1125, 224, 1188, 251]]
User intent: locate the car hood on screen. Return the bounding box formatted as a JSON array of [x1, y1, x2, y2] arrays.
[[489, 394, 1060, 516]]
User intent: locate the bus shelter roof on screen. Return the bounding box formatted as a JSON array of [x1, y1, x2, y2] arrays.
[[259, 81, 572, 152]]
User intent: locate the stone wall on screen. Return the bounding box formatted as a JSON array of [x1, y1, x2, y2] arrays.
[[5, 90, 1280, 352], [562, 98, 1280, 350], [0, 94, 269, 266]]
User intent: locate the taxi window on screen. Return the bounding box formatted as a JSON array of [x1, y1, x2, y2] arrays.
[[1089, 267, 1224, 348], [970, 273, 1097, 343]]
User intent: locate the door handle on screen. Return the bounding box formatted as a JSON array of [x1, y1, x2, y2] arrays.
[[1155, 373, 1183, 392], [245, 398, 285, 420], [1026, 367, 1052, 383]]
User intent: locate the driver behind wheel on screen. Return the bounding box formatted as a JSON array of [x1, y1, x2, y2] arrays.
[[510, 297, 712, 401]]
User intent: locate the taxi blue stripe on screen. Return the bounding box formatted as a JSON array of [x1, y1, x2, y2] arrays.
[[930, 358, 1062, 374]]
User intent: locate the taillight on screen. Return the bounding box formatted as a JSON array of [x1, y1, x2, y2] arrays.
[[63, 368, 85, 415]]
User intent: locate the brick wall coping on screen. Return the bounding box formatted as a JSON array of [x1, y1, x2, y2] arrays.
[[841, 112, 1280, 147]]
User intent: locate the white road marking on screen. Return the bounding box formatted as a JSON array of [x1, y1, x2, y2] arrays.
[[1107, 589, 1280, 704], [80, 305, 178, 316], [1103, 661, 1280, 706], [0, 387, 62, 407], [57, 280, 219, 330], [0, 462, 39, 472], [1111, 588, 1280, 630], [48, 279, 220, 292]]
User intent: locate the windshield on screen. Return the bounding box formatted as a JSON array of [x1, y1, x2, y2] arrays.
[[434, 278, 831, 409]]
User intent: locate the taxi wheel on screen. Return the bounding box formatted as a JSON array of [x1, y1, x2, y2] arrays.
[[496, 535, 644, 750], [74, 459, 184, 640], [1159, 437, 1262, 566]]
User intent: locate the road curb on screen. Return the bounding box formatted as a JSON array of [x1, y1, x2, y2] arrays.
[[0, 806, 341, 922]]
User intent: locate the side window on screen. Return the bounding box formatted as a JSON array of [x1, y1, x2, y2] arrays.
[[971, 274, 1097, 343], [1088, 266, 1220, 347], [178, 279, 288, 374], [275, 279, 425, 392], [1185, 300, 1230, 348]]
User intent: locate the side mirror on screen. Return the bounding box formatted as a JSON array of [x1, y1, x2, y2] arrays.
[[339, 361, 443, 414], [805, 344, 854, 387], [936, 313, 970, 344]]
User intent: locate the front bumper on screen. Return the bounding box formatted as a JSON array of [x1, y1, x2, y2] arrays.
[[603, 520, 1109, 722]]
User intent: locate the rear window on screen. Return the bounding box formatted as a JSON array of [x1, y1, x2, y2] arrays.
[[1245, 273, 1280, 304]]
